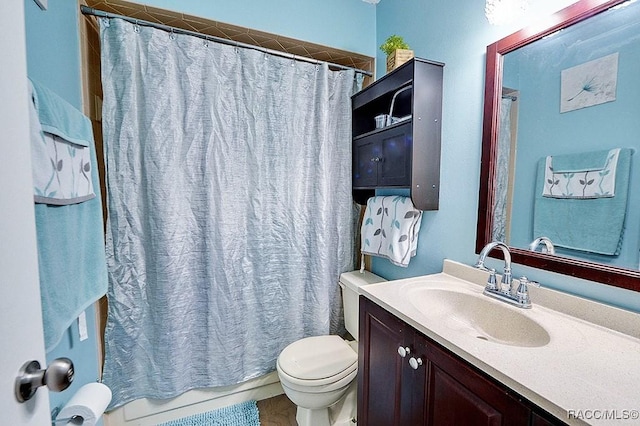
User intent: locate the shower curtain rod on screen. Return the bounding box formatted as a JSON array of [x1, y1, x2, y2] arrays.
[[80, 5, 373, 77]]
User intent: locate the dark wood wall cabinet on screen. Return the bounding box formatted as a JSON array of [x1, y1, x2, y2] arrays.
[[352, 58, 444, 211], [357, 297, 566, 426]]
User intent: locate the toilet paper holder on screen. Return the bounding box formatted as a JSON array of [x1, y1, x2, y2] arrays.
[[51, 409, 82, 425]]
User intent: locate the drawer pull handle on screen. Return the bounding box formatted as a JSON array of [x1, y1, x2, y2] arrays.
[[397, 346, 411, 358], [409, 357, 423, 370]]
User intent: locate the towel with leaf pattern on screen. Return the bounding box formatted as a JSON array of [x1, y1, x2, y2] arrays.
[[360, 196, 422, 267]]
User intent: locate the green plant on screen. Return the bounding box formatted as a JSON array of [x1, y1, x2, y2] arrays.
[[379, 35, 410, 56]]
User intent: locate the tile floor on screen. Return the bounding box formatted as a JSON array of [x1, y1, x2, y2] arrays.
[[257, 394, 298, 426]]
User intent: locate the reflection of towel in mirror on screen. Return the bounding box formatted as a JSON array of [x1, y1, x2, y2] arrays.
[[533, 148, 632, 256], [542, 148, 620, 199], [361, 196, 422, 267]]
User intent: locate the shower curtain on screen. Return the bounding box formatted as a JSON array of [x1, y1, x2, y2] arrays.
[[491, 97, 513, 243], [99, 18, 357, 408]]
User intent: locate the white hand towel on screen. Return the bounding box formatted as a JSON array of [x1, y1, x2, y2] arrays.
[[360, 196, 422, 267]]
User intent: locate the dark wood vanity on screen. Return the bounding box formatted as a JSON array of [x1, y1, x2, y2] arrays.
[[357, 297, 566, 425]]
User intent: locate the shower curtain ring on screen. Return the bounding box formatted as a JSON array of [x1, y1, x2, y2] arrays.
[[169, 28, 176, 40], [134, 20, 140, 33]]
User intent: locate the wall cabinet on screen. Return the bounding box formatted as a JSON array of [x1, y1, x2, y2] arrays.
[[352, 58, 444, 210], [358, 297, 567, 425]]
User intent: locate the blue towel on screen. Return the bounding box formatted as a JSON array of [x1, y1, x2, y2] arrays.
[[30, 79, 94, 147], [31, 81, 108, 351], [551, 148, 612, 172], [533, 148, 632, 256], [542, 148, 621, 199]]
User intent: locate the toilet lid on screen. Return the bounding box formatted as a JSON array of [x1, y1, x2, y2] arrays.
[[278, 335, 357, 381]]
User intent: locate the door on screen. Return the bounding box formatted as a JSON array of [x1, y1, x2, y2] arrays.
[[378, 123, 412, 187], [358, 298, 412, 426], [0, 1, 51, 424], [424, 338, 530, 425], [353, 137, 379, 188]]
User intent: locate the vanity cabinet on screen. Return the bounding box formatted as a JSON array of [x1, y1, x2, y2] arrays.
[[358, 297, 566, 425], [352, 58, 444, 211]]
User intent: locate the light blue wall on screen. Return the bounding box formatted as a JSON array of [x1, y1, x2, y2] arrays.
[[132, 0, 376, 57], [23, 0, 103, 421], [373, 0, 640, 312], [24, 0, 82, 105]]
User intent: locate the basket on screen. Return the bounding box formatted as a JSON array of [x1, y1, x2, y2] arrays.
[[386, 49, 414, 73]]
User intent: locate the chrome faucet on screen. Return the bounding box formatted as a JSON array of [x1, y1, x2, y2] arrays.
[[474, 241, 512, 292], [529, 236, 555, 255], [475, 241, 539, 308]]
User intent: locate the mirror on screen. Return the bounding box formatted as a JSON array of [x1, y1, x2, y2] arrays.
[[477, 0, 640, 292]]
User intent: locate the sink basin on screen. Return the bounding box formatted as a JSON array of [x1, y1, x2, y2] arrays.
[[407, 288, 551, 348]]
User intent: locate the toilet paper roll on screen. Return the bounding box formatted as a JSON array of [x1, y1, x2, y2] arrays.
[[57, 383, 112, 425]]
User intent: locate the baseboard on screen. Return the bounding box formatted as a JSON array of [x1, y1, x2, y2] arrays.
[[104, 372, 283, 426]]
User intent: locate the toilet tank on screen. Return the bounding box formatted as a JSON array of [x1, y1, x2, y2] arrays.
[[339, 270, 386, 340]]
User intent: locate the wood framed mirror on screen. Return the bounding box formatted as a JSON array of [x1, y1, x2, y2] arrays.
[[476, 0, 640, 292]]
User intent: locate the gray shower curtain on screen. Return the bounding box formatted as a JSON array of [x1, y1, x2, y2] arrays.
[[491, 97, 513, 243], [100, 18, 356, 408]]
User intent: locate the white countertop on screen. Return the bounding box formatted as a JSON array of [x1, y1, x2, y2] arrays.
[[359, 260, 640, 425]]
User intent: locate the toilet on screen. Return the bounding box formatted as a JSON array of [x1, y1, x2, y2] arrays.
[[276, 270, 386, 426]]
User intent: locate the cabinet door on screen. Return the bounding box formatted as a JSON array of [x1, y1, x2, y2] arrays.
[[353, 123, 412, 189], [358, 298, 413, 426], [378, 124, 412, 187], [353, 137, 379, 188], [424, 339, 531, 425]]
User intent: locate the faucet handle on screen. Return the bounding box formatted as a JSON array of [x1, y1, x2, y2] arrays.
[[516, 276, 540, 306], [518, 276, 540, 289], [485, 268, 498, 291]]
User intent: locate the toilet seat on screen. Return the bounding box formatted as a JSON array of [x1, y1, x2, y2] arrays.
[[277, 335, 357, 387]]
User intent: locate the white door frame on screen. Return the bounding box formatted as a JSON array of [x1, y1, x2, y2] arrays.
[[0, 0, 51, 424]]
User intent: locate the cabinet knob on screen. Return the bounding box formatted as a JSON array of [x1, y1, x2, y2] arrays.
[[370, 156, 381, 162], [409, 357, 423, 370], [397, 346, 411, 358]]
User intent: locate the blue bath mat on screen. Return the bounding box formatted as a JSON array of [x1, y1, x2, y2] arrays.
[[157, 400, 260, 426]]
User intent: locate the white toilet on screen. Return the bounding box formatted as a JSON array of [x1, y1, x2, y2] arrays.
[[276, 270, 386, 426]]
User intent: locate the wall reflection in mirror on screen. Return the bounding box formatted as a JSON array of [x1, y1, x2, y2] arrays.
[[493, 0, 640, 272]]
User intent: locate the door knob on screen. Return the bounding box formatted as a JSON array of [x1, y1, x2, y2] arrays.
[[15, 358, 74, 402]]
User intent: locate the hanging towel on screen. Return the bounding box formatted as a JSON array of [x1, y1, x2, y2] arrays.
[[28, 79, 108, 351], [29, 79, 95, 205], [533, 148, 632, 256], [542, 148, 620, 199], [360, 196, 422, 267]]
